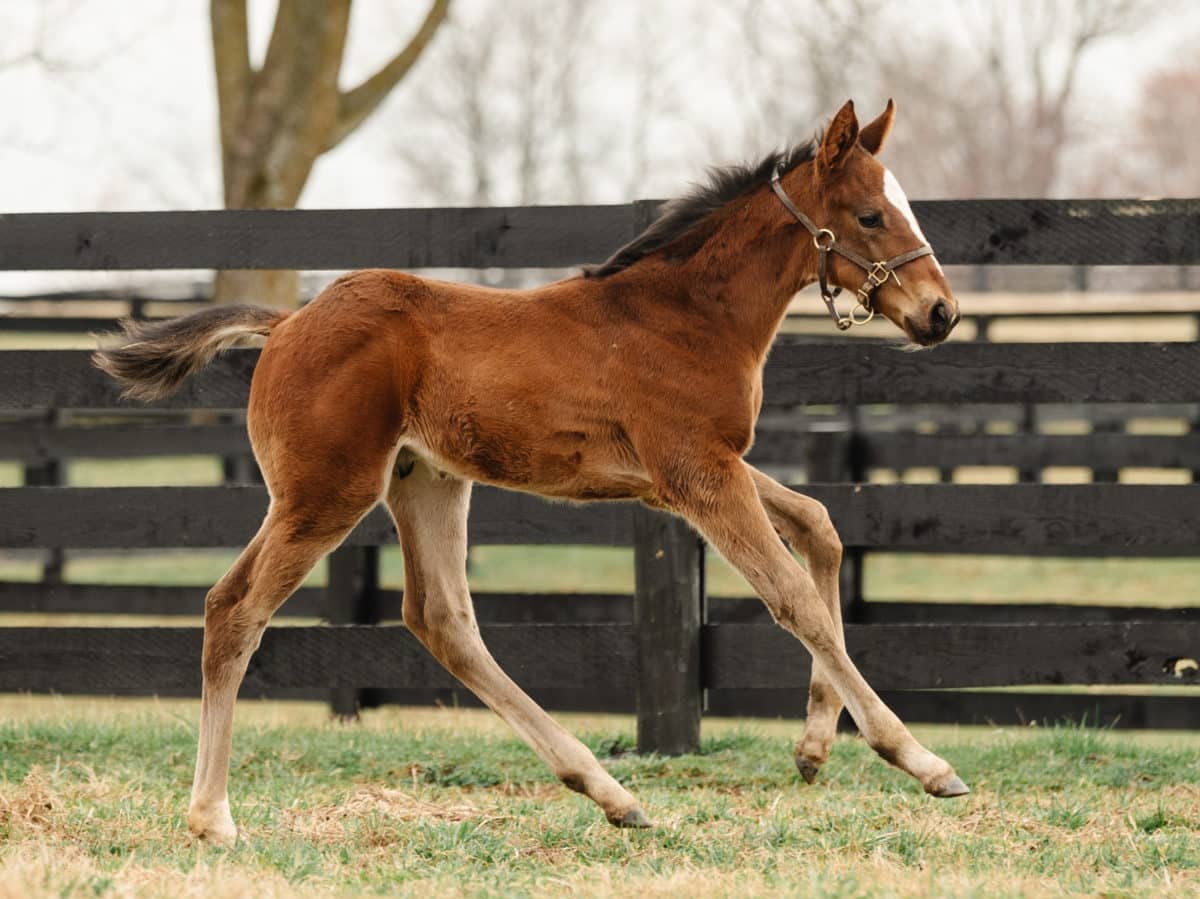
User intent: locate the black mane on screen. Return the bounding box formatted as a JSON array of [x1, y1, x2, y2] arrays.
[[583, 137, 820, 279]]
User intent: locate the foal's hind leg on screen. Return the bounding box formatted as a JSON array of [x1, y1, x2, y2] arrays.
[[386, 454, 649, 827], [668, 458, 968, 798], [187, 499, 377, 844], [749, 466, 845, 783]]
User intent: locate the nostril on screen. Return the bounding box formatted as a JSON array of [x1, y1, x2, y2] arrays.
[[930, 300, 949, 328]]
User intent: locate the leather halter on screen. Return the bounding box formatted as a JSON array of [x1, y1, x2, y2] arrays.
[[769, 164, 934, 330]]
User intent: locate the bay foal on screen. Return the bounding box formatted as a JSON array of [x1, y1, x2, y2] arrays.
[[95, 100, 965, 844]]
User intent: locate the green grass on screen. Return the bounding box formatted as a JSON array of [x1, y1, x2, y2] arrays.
[[67, 456, 226, 488], [0, 701, 1197, 897]]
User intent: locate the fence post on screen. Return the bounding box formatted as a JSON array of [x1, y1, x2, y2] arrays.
[[220, 412, 259, 485], [632, 506, 703, 756], [25, 409, 64, 584], [1017, 404, 1039, 484], [973, 315, 992, 343], [1092, 419, 1120, 484], [805, 421, 864, 621], [325, 544, 380, 718], [972, 265, 992, 342]]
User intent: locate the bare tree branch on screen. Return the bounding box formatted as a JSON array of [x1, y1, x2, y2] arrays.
[[732, 0, 887, 158], [327, 0, 452, 152]]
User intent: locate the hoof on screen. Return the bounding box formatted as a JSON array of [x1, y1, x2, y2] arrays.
[[609, 807, 652, 829], [187, 805, 238, 847], [794, 756, 821, 785], [928, 775, 970, 799]]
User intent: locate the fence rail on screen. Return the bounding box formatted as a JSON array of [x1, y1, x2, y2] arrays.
[[2, 482, 1199, 553], [4, 342, 1200, 410], [2, 620, 1193, 694], [5, 284, 1200, 339], [3, 199, 1200, 270], [4, 584, 1193, 625]]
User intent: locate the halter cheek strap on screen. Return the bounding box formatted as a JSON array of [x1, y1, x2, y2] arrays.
[[769, 165, 934, 331]]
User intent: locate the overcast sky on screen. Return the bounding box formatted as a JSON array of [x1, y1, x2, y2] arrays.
[[0, 0, 1190, 292], [0, 0, 1188, 210]]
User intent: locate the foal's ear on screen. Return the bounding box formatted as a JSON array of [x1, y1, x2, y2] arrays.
[[817, 100, 860, 175], [859, 99, 895, 156]]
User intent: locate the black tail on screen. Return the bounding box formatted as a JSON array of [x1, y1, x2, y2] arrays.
[[92, 304, 288, 402]]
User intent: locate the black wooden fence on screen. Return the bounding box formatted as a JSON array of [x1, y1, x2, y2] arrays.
[[6, 273, 1200, 338], [1, 198, 1198, 751]]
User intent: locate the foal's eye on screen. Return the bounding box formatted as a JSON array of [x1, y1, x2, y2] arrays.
[[857, 212, 883, 229]]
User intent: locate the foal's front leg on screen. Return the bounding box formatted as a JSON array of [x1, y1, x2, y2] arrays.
[[386, 456, 650, 827], [748, 465, 846, 784], [669, 458, 968, 797]]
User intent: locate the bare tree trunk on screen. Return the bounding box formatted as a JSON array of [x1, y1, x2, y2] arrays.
[[209, 0, 451, 306], [213, 270, 301, 307]]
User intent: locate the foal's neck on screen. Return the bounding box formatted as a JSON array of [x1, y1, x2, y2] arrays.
[[673, 181, 820, 360]]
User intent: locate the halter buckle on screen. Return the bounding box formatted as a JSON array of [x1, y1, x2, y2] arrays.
[[866, 261, 892, 286], [857, 261, 899, 304]]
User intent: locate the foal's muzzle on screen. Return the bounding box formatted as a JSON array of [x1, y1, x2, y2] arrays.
[[907, 298, 959, 345]]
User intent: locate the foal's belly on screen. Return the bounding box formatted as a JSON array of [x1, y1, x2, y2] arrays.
[[405, 411, 651, 502]]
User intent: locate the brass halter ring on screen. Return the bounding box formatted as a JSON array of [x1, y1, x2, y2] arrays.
[[848, 299, 875, 326]]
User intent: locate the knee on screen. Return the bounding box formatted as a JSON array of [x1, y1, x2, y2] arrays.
[[204, 584, 238, 618], [204, 560, 252, 620], [816, 508, 842, 562], [201, 584, 262, 673], [402, 589, 474, 647], [759, 570, 827, 635], [800, 501, 842, 565], [766, 597, 829, 637], [201, 612, 254, 681], [758, 569, 848, 654]]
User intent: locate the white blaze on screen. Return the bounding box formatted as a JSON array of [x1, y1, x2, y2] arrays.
[[883, 168, 943, 274]]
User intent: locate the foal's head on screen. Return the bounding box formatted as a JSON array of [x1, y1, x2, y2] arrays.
[[794, 100, 959, 345]]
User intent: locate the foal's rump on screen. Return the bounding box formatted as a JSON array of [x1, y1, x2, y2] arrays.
[[93, 295, 405, 507]]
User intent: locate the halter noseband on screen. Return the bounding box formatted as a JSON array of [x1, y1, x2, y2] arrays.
[[769, 164, 934, 331]]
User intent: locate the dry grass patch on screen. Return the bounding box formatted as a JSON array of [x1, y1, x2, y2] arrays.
[[281, 785, 501, 844], [0, 844, 335, 899], [0, 766, 55, 833]]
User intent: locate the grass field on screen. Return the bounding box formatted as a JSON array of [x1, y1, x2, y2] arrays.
[[1, 699, 1198, 898]]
